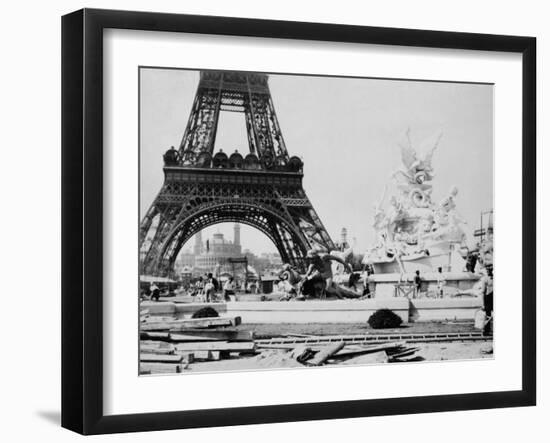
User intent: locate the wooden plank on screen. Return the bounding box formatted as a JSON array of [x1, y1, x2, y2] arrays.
[[192, 350, 222, 361], [388, 347, 420, 361], [169, 316, 242, 330], [284, 333, 320, 339], [166, 334, 221, 342], [305, 342, 345, 366], [141, 322, 178, 331], [140, 346, 175, 355], [140, 353, 183, 363], [174, 341, 256, 352], [142, 316, 241, 331], [140, 339, 172, 347], [256, 343, 299, 350], [332, 341, 407, 359], [140, 362, 187, 374], [140, 331, 170, 340], [257, 343, 345, 351], [168, 329, 254, 341]]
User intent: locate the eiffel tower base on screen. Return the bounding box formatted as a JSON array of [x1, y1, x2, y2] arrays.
[[140, 166, 334, 277]]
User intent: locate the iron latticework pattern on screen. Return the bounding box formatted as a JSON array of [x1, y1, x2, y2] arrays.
[[140, 70, 335, 276]]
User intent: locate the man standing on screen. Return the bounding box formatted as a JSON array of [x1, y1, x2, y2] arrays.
[[436, 267, 446, 298], [194, 277, 204, 300], [204, 276, 215, 303], [481, 266, 494, 336], [223, 277, 235, 301], [414, 270, 422, 298]]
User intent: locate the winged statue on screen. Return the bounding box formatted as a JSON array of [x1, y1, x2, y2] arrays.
[[394, 129, 442, 185]]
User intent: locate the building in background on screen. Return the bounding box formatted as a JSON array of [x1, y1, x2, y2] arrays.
[[174, 223, 284, 281], [192, 224, 243, 276]]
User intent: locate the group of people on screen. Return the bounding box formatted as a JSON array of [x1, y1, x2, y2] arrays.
[[409, 268, 446, 299], [187, 273, 218, 302], [187, 274, 242, 302]]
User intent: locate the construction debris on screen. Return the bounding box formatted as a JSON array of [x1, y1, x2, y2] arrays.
[[140, 331, 170, 340], [168, 329, 254, 341], [139, 309, 427, 375], [140, 353, 185, 364], [142, 316, 241, 331], [290, 346, 317, 364], [304, 342, 346, 366], [140, 362, 187, 374], [174, 341, 256, 353], [193, 350, 222, 361]]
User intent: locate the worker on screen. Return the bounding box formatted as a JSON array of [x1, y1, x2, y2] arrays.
[[414, 270, 422, 297], [223, 277, 235, 301], [436, 267, 446, 298], [149, 282, 160, 302]]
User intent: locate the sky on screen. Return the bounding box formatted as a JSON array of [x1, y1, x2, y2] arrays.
[[140, 68, 493, 256]]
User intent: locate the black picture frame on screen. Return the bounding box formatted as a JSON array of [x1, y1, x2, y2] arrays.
[[62, 8, 536, 435]]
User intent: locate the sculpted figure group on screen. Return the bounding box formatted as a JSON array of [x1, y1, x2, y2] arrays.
[[364, 130, 467, 267]]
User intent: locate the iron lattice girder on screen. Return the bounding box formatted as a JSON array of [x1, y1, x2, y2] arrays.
[[178, 71, 289, 166], [140, 167, 335, 276]]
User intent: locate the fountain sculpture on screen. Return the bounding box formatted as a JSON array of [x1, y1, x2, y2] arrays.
[[362, 131, 481, 298]]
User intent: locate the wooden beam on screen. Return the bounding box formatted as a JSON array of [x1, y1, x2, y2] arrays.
[[140, 346, 175, 355], [141, 316, 241, 331], [139, 362, 187, 374], [140, 331, 170, 340], [192, 350, 222, 361], [140, 353, 184, 363], [388, 347, 420, 361], [304, 342, 345, 366], [140, 339, 173, 348], [331, 341, 407, 359], [168, 329, 254, 341], [174, 341, 256, 352]]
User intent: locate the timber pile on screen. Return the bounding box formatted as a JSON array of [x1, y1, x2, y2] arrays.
[[139, 311, 257, 374]]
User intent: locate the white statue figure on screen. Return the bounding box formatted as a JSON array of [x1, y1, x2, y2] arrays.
[[393, 129, 442, 186], [425, 186, 467, 242], [365, 130, 468, 272]]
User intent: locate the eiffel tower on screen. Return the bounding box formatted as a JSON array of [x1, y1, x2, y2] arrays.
[[140, 70, 335, 277]]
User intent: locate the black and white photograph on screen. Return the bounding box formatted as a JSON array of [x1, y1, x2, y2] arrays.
[[138, 68, 494, 375]]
